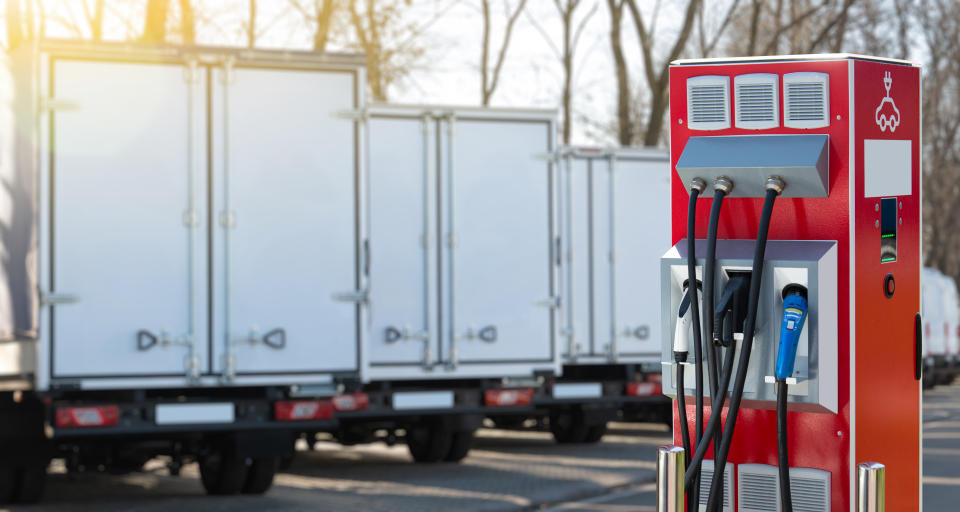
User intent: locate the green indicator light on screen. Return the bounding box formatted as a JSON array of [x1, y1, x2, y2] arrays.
[[881, 234, 895, 238], [881, 257, 896, 262]]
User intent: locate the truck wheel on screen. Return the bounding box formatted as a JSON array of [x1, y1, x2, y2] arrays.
[[407, 422, 453, 463], [550, 412, 588, 444], [582, 423, 607, 443], [199, 452, 247, 495], [0, 466, 17, 503], [241, 457, 278, 495], [14, 463, 46, 504], [444, 431, 474, 462]]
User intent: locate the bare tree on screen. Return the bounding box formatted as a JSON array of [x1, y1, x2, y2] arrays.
[[724, 0, 859, 56], [84, 0, 106, 41], [624, 0, 701, 147], [480, 0, 528, 106], [290, 0, 341, 52], [178, 0, 195, 45], [348, 0, 452, 102], [245, 0, 257, 47], [5, 0, 26, 51], [607, 0, 632, 145], [551, 0, 598, 144], [142, 0, 169, 43], [5, 0, 38, 51]]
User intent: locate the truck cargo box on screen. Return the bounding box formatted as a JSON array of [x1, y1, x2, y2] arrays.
[[0, 41, 367, 391], [363, 104, 559, 381]]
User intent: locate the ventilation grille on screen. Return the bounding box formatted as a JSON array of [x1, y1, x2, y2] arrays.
[[738, 465, 778, 512], [698, 460, 732, 511], [735, 74, 779, 129], [687, 76, 731, 130], [784, 72, 829, 129], [737, 464, 830, 512], [790, 470, 831, 512]]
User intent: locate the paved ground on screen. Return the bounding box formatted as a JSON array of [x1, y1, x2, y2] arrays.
[[921, 379, 960, 511], [7, 422, 669, 512], [7, 382, 960, 511]]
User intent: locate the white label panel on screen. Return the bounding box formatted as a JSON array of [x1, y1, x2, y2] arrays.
[[155, 403, 235, 425], [552, 382, 603, 399], [864, 139, 911, 197], [392, 391, 455, 410]]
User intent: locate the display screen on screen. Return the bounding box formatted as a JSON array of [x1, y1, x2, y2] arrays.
[[880, 197, 897, 263]]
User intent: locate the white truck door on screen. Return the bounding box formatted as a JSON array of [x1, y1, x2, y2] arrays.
[[367, 113, 438, 368], [610, 156, 670, 358], [440, 116, 555, 365], [49, 59, 207, 378], [211, 65, 360, 377]]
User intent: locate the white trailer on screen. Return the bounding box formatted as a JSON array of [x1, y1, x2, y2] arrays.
[[482, 147, 674, 442], [922, 267, 960, 387], [321, 104, 561, 461], [0, 41, 370, 501]]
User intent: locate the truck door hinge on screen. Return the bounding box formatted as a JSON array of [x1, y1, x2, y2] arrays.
[[335, 109, 368, 122], [332, 289, 368, 304], [219, 211, 236, 229], [40, 292, 79, 306], [40, 98, 79, 112], [535, 296, 561, 309]]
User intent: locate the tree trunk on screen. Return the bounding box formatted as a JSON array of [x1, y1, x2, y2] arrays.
[[314, 0, 337, 52], [179, 0, 195, 45], [480, 0, 492, 105], [247, 0, 256, 47], [142, 0, 169, 43], [6, 0, 24, 51], [90, 0, 105, 41], [607, 0, 632, 145]]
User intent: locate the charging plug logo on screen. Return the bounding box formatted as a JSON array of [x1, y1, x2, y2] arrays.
[[875, 71, 901, 133]]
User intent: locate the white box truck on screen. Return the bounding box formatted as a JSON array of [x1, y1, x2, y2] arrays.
[[319, 104, 563, 462], [486, 147, 674, 441], [0, 41, 371, 501]]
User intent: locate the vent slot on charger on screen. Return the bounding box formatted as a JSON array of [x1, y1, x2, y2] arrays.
[[737, 464, 830, 512], [735, 73, 779, 129], [687, 75, 731, 130], [699, 460, 733, 511], [784, 72, 829, 129]]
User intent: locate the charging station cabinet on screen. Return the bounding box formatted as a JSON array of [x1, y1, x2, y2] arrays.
[[662, 55, 921, 511]]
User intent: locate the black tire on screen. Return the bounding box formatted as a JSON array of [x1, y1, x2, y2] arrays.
[[199, 452, 248, 495], [550, 413, 589, 444], [407, 423, 453, 463], [444, 431, 474, 462], [14, 463, 46, 504], [582, 423, 607, 443], [242, 457, 277, 495], [0, 466, 18, 504]]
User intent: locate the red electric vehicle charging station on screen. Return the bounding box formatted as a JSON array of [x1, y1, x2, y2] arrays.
[[660, 55, 921, 511]]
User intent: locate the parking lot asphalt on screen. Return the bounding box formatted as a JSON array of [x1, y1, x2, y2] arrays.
[[6, 422, 669, 512], [8, 382, 960, 511]]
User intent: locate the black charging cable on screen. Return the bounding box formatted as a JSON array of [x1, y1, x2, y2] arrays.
[[706, 178, 784, 512], [685, 178, 706, 511]]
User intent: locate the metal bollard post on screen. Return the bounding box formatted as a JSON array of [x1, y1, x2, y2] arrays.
[[857, 462, 886, 512], [656, 445, 685, 512]]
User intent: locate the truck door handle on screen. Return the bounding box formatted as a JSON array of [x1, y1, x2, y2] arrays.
[[915, 312, 922, 381], [385, 326, 403, 343], [478, 326, 497, 343], [262, 328, 286, 349], [137, 330, 159, 351]]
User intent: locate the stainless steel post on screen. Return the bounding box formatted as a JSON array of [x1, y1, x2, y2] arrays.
[[656, 445, 686, 512], [857, 462, 885, 512]]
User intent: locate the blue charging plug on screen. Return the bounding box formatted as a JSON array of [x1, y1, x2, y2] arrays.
[[775, 284, 808, 380]]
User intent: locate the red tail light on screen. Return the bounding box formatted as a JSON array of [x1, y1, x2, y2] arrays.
[[55, 405, 119, 428], [627, 382, 660, 397], [274, 400, 333, 421], [332, 392, 369, 412], [484, 388, 534, 407]]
